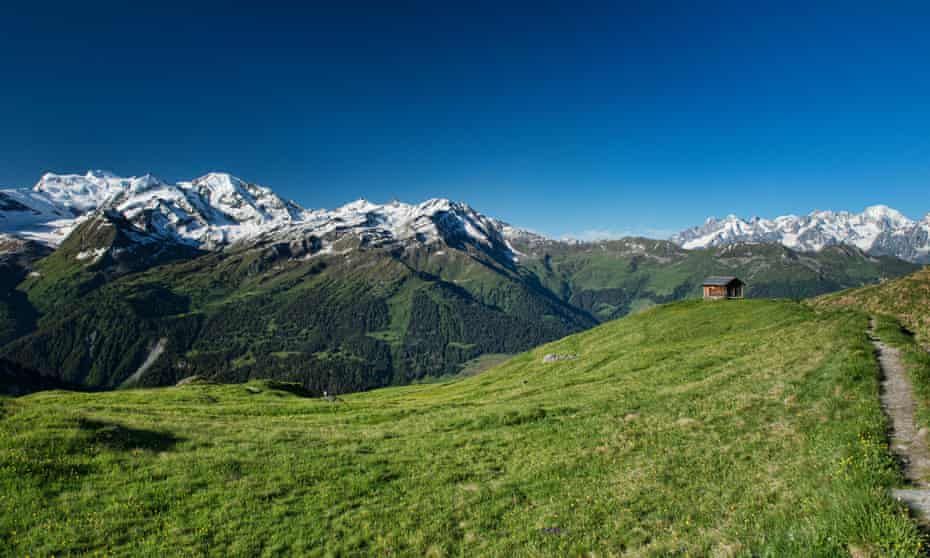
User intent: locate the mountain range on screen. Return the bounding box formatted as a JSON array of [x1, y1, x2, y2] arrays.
[[5, 171, 930, 263], [0, 170, 542, 257], [672, 205, 930, 262], [0, 171, 921, 394]]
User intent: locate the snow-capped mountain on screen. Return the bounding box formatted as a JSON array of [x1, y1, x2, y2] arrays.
[[267, 197, 539, 262], [107, 172, 307, 248], [8, 171, 929, 265], [672, 205, 930, 262], [0, 171, 310, 249], [34, 170, 131, 213], [0, 171, 314, 248], [0, 171, 541, 260]]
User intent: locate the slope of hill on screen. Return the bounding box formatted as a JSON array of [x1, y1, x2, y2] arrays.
[[814, 266, 930, 346], [1, 300, 922, 556]]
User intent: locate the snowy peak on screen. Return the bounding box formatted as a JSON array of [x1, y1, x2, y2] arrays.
[[673, 206, 930, 262], [184, 172, 303, 223], [276, 196, 526, 262], [861, 204, 912, 227], [336, 198, 381, 214], [33, 171, 136, 213]]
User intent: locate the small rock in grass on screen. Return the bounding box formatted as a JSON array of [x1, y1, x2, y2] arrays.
[[847, 544, 879, 558], [176, 375, 209, 386], [323, 391, 344, 403], [542, 353, 578, 363], [540, 527, 565, 535], [712, 542, 742, 558]]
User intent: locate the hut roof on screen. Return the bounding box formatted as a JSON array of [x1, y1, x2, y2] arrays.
[[702, 276, 743, 287]]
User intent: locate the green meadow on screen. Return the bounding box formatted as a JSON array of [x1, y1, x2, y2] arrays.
[[1, 300, 926, 556]]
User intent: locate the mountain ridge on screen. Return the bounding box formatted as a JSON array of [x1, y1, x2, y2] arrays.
[[0, 171, 553, 270], [672, 205, 930, 262], [6, 170, 930, 263]]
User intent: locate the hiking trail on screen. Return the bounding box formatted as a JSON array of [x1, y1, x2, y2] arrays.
[[869, 318, 930, 519]]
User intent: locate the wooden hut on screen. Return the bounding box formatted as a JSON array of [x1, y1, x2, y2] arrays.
[[702, 276, 745, 300]]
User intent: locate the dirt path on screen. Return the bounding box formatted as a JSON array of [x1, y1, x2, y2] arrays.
[[868, 319, 930, 518]]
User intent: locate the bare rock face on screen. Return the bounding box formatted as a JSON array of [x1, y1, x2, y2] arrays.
[[542, 353, 578, 363]]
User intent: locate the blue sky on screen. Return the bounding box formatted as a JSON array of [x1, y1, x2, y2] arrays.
[[3, 1, 930, 239]]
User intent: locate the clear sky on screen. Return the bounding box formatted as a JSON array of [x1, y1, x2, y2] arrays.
[[3, 1, 930, 239]]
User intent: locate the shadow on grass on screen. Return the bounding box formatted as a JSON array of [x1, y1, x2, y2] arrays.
[[76, 418, 182, 452], [261, 381, 314, 397], [899, 324, 916, 338], [4, 419, 181, 492]]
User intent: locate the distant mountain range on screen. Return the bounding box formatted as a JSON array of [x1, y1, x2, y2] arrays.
[[672, 205, 930, 263], [4, 171, 930, 263], [0, 171, 920, 395]]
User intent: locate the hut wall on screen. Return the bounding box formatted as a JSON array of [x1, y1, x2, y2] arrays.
[[703, 286, 727, 298]]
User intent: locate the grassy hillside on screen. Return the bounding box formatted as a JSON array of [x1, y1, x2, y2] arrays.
[[1, 300, 924, 556], [814, 268, 930, 462], [814, 267, 930, 346]]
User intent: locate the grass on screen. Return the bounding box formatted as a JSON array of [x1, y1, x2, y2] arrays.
[[0, 299, 926, 556], [457, 353, 515, 377], [814, 267, 930, 467], [815, 267, 930, 348]]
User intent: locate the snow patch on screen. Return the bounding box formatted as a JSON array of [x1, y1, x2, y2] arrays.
[[75, 248, 107, 263]]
